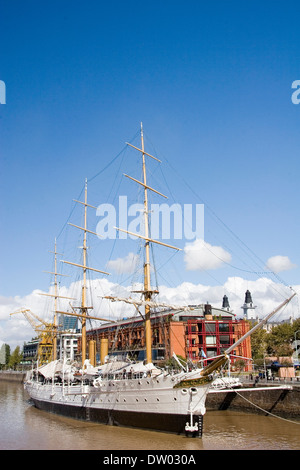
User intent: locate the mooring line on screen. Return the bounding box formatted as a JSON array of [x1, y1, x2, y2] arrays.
[[233, 387, 300, 425]]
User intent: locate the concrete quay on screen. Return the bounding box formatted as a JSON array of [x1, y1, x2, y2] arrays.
[[206, 382, 300, 419], [0, 371, 26, 382]]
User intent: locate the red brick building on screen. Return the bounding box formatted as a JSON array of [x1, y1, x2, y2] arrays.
[[84, 300, 252, 370]]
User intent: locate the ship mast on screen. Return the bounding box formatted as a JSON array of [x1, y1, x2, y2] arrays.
[[40, 239, 74, 361], [60, 179, 111, 365], [50, 240, 59, 361], [116, 123, 181, 363], [81, 179, 88, 363], [142, 124, 154, 364]]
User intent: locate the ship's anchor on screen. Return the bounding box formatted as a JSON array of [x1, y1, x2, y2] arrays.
[[185, 411, 203, 437]]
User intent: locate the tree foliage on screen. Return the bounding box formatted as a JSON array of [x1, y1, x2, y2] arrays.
[[251, 319, 300, 359], [266, 323, 294, 357], [7, 346, 23, 369], [250, 327, 268, 359]]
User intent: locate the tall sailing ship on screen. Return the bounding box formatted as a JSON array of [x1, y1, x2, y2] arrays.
[[24, 125, 296, 437]]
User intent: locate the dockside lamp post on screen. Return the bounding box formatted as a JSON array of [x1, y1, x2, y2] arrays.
[[294, 330, 300, 365]]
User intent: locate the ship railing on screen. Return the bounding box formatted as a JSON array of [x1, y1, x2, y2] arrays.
[[104, 371, 150, 381]]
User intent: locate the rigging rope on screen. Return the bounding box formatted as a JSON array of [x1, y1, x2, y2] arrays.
[[216, 375, 300, 425], [234, 387, 300, 425], [155, 151, 295, 309]]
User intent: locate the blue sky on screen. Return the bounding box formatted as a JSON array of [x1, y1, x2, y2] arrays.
[[1, 1, 300, 345]]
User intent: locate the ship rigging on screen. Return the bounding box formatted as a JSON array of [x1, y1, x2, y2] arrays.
[[23, 124, 297, 437]]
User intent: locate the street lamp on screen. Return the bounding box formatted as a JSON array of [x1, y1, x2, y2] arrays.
[[294, 329, 300, 365]]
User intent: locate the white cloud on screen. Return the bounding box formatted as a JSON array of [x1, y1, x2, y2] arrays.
[[107, 252, 140, 274], [184, 238, 231, 271], [266, 255, 297, 273], [1, 275, 298, 350], [0, 276, 144, 349]]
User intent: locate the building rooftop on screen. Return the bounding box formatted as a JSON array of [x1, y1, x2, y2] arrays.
[[88, 302, 236, 334]]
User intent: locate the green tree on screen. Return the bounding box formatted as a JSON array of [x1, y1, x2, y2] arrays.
[[266, 323, 294, 357], [5, 344, 11, 366], [8, 346, 23, 369], [0, 344, 11, 369], [250, 326, 268, 359]]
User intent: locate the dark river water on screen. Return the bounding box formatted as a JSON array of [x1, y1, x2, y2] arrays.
[[0, 381, 299, 451]]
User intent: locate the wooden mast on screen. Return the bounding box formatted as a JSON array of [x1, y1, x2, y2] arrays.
[[52, 239, 59, 361], [81, 179, 88, 364], [141, 123, 153, 364], [40, 239, 73, 361], [116, 123, 181, 364], [60, 179, 111, 366]]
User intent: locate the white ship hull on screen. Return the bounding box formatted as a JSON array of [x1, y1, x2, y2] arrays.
[[24, 370, 211, 435]]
